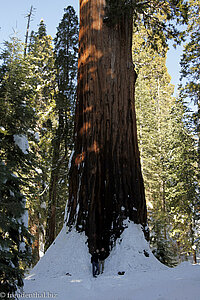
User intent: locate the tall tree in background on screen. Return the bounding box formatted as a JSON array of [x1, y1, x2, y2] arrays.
[[134, 26, 198, 265], [0, 37, 33, 296], [66, 0, 188, 253], [180, 0, 200, 194], [167, 99, 199, 263], [27, 20, 56, 263], [133, 30, 178, 266], [24, 6, 34, 57], [179, 0, 200, 261], [45, 6, 78, 250]]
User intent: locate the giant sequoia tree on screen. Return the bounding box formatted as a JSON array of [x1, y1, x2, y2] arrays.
[[66, 0, 188, 253]]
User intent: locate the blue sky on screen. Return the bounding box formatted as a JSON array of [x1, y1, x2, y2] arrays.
[[166, 42, 183, 96], [0, 0, 182, 94], [0, 0, 79, 44]]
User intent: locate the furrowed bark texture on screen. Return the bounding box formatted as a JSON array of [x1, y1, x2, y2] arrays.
[[66, 0, 147, 253]]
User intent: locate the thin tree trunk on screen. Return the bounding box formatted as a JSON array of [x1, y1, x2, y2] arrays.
[[66, 0, 147, 253], [45, 110, 65, 250], [29, 214, 40, 265], [193, 249, 197, 264], [24, 6, 33, 57]]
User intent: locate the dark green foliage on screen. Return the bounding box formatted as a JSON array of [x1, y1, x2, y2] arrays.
[[0, 40, 35, 138], [0, 163, 32, 297], [54, 5, 79, 113], [0, 4, 79, 285], [54, 5, 78, 150], [180, 0, 200, 200], [0, 38, 33, 296], [151, 216, 178, 267], [105, 0, 188, 51], [45, 6, 78, 250], [37, 19, 47, 39], [26, 20, 56, 263], [179, 1, 200, 260], [134, 26, 198, 265], [180, 1, 200, 96]]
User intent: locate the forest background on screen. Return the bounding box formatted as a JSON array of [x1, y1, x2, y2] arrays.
[[0, 0, 199, 296]]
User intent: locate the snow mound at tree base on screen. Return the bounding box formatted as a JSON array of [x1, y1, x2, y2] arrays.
[[28, 219, 164, 280], [106, 219, 166, 275], [29, 227, 91, 279], [23, 220, 200, 300]]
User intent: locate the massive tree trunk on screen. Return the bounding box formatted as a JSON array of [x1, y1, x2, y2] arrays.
[[66, 0, 148, 253]]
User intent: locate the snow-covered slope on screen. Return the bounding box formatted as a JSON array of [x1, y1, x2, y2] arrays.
[[106, 220, 165, 274], [30, 227, 91, 278], [20, 220, 200, 300]]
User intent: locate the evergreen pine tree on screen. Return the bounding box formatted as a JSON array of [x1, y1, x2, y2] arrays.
[[167, 98, 199, 263], [45, 6, 78, 250], [179, 0, 200, 263], [27, 20, 56, 264], [133, 24, 198, 264], [0, 37, 33, 296], [133, 31, 178, 266], [133, 26, 197, 265], [180, 0, 200, 199]]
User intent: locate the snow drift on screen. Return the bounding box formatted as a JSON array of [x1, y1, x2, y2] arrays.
[[106, 220, 166, 274], [30, 226, 91, 278], [22, 220, 200, 300], [26, 219, 164, 280]]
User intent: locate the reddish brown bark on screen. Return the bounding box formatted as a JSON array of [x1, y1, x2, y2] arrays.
[[66, 0, 148, 253], [29, 214, 40, 265], [193, 249, 197, 264]]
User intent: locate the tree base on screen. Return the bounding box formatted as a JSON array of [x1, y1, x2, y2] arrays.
[[27, 220, 165, 281]]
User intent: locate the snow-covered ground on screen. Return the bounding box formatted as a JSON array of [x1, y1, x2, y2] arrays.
[[20, 221, 200, 300]]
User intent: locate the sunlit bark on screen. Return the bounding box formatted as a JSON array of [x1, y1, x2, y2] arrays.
[[66, 0, 148, 253]]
